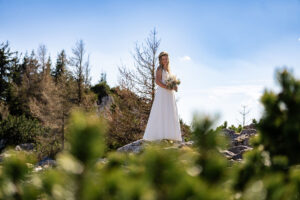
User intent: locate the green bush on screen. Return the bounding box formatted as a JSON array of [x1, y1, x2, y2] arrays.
[[35, 134, 62, 160], [91, 81, 111, 104], [257, 68, 300, 165], [232, 67, 300, 199], [0, 114, 45, 146]]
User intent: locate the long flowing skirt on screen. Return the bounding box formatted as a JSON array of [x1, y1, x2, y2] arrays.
[[143, 85, 182, 142]]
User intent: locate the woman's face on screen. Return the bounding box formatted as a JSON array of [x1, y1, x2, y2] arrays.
[[161, 55, 168, 67]]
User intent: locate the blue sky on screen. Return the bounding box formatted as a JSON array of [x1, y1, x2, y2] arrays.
[[1, 0, 300, 127]]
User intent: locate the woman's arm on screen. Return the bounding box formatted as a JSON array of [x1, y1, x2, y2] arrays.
[[155, 67, 168, 89]]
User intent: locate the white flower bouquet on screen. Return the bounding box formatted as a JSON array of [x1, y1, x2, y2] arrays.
[[165, 74, 181, 90]]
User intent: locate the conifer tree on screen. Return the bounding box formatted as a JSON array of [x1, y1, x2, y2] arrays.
[[0, 41, 17, 101]]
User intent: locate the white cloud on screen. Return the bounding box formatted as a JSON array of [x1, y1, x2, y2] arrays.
[[298, 37, 300, 42], [177, 84, 265, 127], [209, 85, 264, 100], [179, 56, 191, 61]]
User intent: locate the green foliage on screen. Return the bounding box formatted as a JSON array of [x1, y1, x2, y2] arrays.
[[65, 108, 108, 165], [0, 149, 37, 199], [252, 118, 258, 125], [0, 41, 17, 101], [0, 108, 233, 200], [218, 121, 228, 130], [257, 68, 300, 165], [91, 81, 111, 104], [0, 114, 46, 146], [35, 134, 62, 160], [231, 67, 300, 199], [52, 50, 68, 82], [223, 121, 228, 129], [106, 87, 148, 150], [216, 121, 243, 133], [228, 124, 243, 133], [191, 114, 228, 152], [191, 113, 230, 185]]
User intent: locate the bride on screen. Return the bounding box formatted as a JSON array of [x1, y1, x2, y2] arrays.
[[142, 51, 183, 142]]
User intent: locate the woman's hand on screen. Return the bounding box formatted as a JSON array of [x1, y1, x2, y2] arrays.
[[174, 85, 178, 92], [163, 84, 169, 90]]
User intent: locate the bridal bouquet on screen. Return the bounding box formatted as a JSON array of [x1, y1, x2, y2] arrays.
[[165, 74, 181, 90]]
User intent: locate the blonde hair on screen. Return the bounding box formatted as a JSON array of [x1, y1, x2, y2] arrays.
[[158, 51, 170, 73]]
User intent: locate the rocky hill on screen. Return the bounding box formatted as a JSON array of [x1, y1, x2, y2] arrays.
[[0, 123, 258, 171], [117, 123, 258, 162]]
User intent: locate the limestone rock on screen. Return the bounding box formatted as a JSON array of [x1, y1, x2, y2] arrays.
[[240, 128, 257, 136], [243, 123, 257, 129], [0, 139, 6, 152], [221, 128, 238, 140], [116, 125, 258, 162], [34, 157, 57, 172], [117, 139, 146, 153], [15, 143, 35, 151], [117, 139, 194, 154]]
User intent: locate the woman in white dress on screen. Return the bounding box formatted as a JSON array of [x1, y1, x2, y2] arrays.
[[142, 51, 183, 142]]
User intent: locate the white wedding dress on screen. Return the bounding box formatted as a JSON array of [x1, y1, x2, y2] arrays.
[[143, 68, 183, 142]]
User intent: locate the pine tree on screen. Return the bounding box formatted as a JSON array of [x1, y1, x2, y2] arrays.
[[52, 50, 67, 83], [53, 50, 77, 150], [0, 41, 17, 101], [257, 67, 300, 165]]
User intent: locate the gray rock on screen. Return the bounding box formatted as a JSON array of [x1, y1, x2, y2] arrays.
[[232, 129, 257, 146], [117, 139, 146, 153], [240, 129, 257, 136], [221, 128, 239, 140], [116, 134, 256, 162], [15, 143, 35, 151], [233, 134, 250, 146], [97, 95, 115, 120], [117, 139, 194, 154], [178, 140, 194, 147], [36, 157, 56, 167], [243, 123, 257, 129], [228, 145, 253, 154], [0, 139, 6, 151], [227, 145, 253, 160], [219, 149, 236, 159]]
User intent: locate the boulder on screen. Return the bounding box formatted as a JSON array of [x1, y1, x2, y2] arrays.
[[219, 149, 236, 159], [117, 139, 194, 154], [219, 145, 253, 161], [233, 134, 250, 146], [97, 95, 115, 121], [243, 123, 257, 129], [117, 139, 147, 153], [221, 128, 239, 140], [37, 157, 57, 167], [240, 128, 257, 136], [15, 143, 35, 151], [0, 139, 6, 152], [227, 145, 253, 159], [116, 137, 256, 162], [232, 129, 257, 146], [34, 157, 57, 172]]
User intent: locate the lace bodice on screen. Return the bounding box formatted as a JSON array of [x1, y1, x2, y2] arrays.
[[161, 68, 169, 84]]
